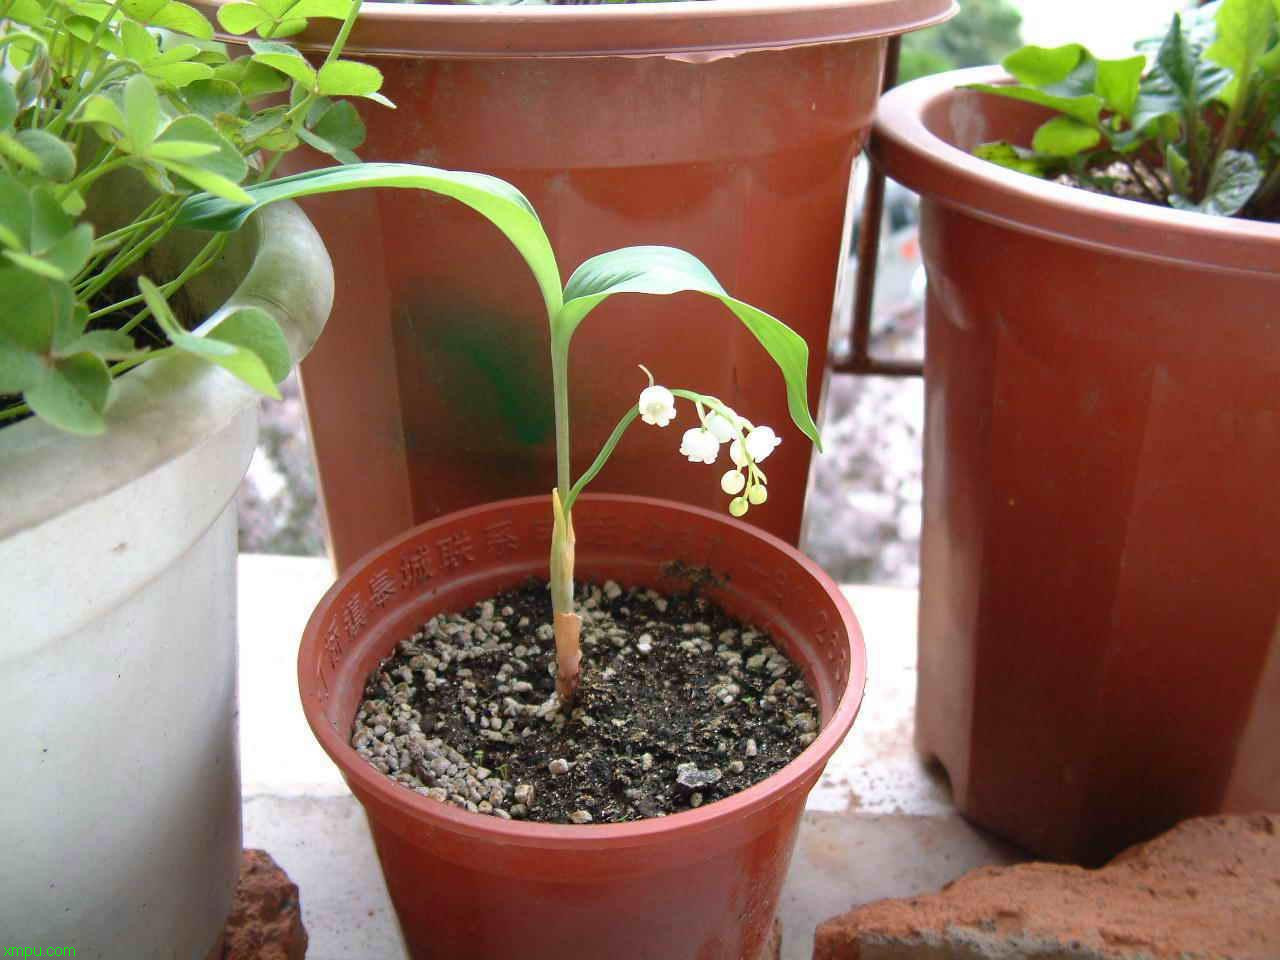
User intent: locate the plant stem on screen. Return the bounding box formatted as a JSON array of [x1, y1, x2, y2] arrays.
[[548, 318, 579, 703]]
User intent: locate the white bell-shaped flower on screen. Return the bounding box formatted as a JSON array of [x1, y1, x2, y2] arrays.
[[729, 439, 748, 468], [680, 427, 719, 465], [744, 426, 782, 463], [705, 410, 738, 444], [638, 385, 676, 427]]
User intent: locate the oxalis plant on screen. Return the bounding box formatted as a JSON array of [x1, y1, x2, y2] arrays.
[[185, 164, 823, 704], [967, 0, 1280, 221]]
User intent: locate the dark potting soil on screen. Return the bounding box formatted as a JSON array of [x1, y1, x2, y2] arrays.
[[352, 579, 820, 824]]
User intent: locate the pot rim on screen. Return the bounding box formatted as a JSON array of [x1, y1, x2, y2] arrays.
[[191, 0, 956, 59], [871, 65, 1280, 276], [299, 493, 866, 849]]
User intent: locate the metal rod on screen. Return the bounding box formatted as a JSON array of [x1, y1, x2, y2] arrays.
[[837, 34, 924, 380]]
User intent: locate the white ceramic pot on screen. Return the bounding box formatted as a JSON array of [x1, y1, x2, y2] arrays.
[[0, 201, 332, 958]]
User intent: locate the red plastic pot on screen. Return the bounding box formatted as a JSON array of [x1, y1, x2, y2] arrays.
[[872, 67, 1280, 864], [195, 0, 955, 570], [299, 493, 865, 959]]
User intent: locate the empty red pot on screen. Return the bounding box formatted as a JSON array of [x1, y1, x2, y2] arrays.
[[298, 494, 866, 959]]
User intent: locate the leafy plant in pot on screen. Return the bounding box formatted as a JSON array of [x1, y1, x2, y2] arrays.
[[869, 0, 1280, 864], [276, 174, 868, 958]]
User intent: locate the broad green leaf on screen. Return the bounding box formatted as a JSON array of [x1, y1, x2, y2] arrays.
[[3, 250, 68, 280], [557, 246, 821, 449], [121, 0, 214, 39], [123, 74, 162, 150], [0, 174, 32, 250], [15, 130, 76, 181], [316, 60, 382, 97], [1002, 44, 1087, 87], [297, 127, 356, 164], [149, 61, 216, 87], [218, 1, 272, 33], [23, 352, 111, 434], [1031, 115, 1102, 156], [261, 18, 307, 38], [1206, 0, 1276, 105], [214, 58, 291, 98], [207, 306, 291, 383], [1171, 149, 1263, 215], [4, 0, 45, 25], [965, 82, 1102, 127], [289, 0, 357, 18], [175, 162, 564, 317], [1095, 56, 1146, 119], [139, 277, 280, 398]]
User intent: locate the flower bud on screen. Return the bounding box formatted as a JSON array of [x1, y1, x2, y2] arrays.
[[747, 484, 767, 505], [705, 411, 738, 444], [729, 497, 748, 517], [720, 469, 746, 495]]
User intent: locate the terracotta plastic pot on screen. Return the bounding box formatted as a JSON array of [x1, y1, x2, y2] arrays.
[[871, 67, 1280, 864], [194, 0, 955, 570], [299, 493, 865, 959]]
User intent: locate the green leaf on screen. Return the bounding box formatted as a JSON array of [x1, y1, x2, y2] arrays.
[[162, 162, 253, 203], [1166, 142, 1192, 195], [248, 40, 317, 89], [58, 329, 142, 359], [138, 277, 280, 398], [973, 141, 1053, 177], [1206, 0, 1276, 105], [148, 140, 221, 160], [0, 334, 47, 393], [1095, 56, 1146, 120], [0, 174, 32, 250], [218, 1, 272, 33], [316, 60, 382, 97], [121, 0, 214, 39], [0, 80, 18, 130], [1031, 115, 1102, 156], [176, 162, 564, 318], [183, 78, 243, 120], [76, 93, 129, 136], [214, 58, 291, 98], [154, 114, 248, 183], [0, 268, 69, 355], [207, 306, 292, 383], [149, 61, 216, 87], [15, 130, 76, 181], [556, 246, 821, 450], [1171, 149, 1264, 215], [23, 352, 111, 434], [0, 133, 43, 173], [123, 73, 162, 150], [299, 98, 365, 162], [965, 82, 1102, 127], [1002, 44, 1087, 87], [1155, 13, 1232, 109], [4, 0, 44, 26]]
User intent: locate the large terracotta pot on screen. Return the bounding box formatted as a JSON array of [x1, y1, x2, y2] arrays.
[[298, 493, 866, 960], [871, 67, 1280, 864], [196, 0, 955, 569]]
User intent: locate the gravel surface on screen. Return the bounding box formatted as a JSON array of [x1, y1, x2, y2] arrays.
[[351, 579, 819, 823]]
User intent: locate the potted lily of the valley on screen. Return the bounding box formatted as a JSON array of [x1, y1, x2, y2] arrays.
[[199, 167, 879, 956], [189, 0, 958, 571], [870, 0, 1280, 864]]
